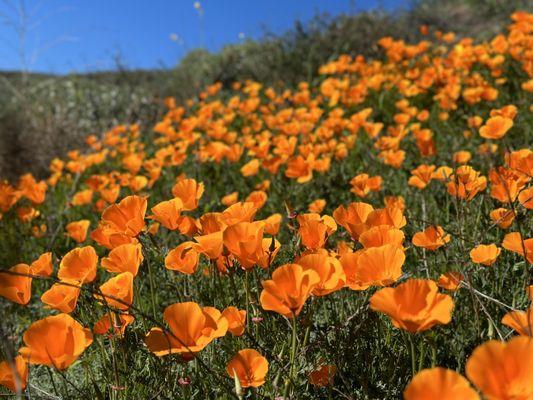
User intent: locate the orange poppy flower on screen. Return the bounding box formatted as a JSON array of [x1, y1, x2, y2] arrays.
[[263, 213, 282, 235], [437, 272, 464, 291], [297, 213, 337, 250], [370, 279, 454, 332], [246, 190, 267, 209], [518, 187, 533, 209], [309, 364, 337, 387], [71, 189, 94, 206], [240, 159, 260, 177], [101, 242, 144, 276], [194, 231, 224, 260], [41, 280, 81, 313], [226, 349, 268, 388], [30, 252, 53, 277], [223, 221, 265, 269], [93, 312, 135, 336], [466, 336, 533, 400], [165, 241, 199, 274], [490, 208, 515, 229], [404, 367, 479, 400], [453, 150, 472, 164], [222, 202, 257, 226], [176, 215, 200, 236], [366, 206, 406, 229], [353, 244, 405, 287], [0, 264, 32, 305], [333, 202, 374, 240], [489, 167, 528, 203], [18, 313, 93, 370], [502, 232, 533, 263], [383, 196, 405, 211], [340, 251, 369, 291], [0, 356, 28, 393], [58, 246, 98, 284], [260, 263, 319, 318], [350, 173, 382, 198], [412, 226, 450, 251], [221, 191, 239, 206], [501, 307, 533, 336], [65, 219, 90, 243], [222, 306, 246, 336], [408, 164, 435, 190], [144, 302, 228, 357], [172, 178, 204, 210], [470, 244, 501, 266], [359, 225, 404, 248], [151, 197, 184, 230], [296, 251, 346, 296], [285, 155, 314, 183], [257, 237, 281, 268], [96, 272, 134, 310], [308, 199, 326, 213], [17, 174, 47, 205], [17, 206, 40, 223], [479, 115, 513, 139], [100, 195, 147, 239], [447, 166, 487, 201]]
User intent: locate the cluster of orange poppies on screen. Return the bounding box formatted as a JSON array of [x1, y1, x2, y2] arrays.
[[1, 10, 532, 399]]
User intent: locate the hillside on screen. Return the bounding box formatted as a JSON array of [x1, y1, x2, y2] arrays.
[[0, 0, 530, 180], [0, 3, 532, 400]]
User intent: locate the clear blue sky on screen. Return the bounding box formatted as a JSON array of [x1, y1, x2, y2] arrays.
[[0, 0, 406, 74]]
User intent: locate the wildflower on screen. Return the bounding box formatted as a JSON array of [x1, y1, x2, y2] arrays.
[[222, 307, 246, 336], [502, 232, 532, 263], [309, 364, 337, 387], [359, 225, 404, 248], [145, 302, 228, 357], [404, 368, 479, 400], [18, 313, 93, 370], [469, 244, 501, 266], [437, 272, 464, 291], [501, 307, 533, 336], [479, 115, 513, 139], [0, 356, 28, 393], [260, 263, 319, 318], [41, 281, 81, 313], [93, 312, 134, 336], [101, 243, 144, 276], [58, 246, 98, 284], [370, 279, 454, 332], [447, 166, 487, 200], [296, 251, 346, 296], [408, 165, 435, 189], [165, 242, 199, 274], [226, 349, 268, 388], [0, 264, 32, 305], [30, 252, 53, 277], [466, 336, 533, 399], [223, 221, 265, 269], [349, 173, 382, 198], [65, 219, 90, 243], [490, 208, 515, 229], [412, 226, 450, 250], [297, 213, 337, 250], [151, 198, 184, 230], [333, 202, 374, 240], [95, 272, 134, 310]]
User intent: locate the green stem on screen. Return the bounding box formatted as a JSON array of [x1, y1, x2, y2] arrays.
[[408, 334, 416, 377], [284, 314, 298, 398], [146, 257, 157, 317]]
